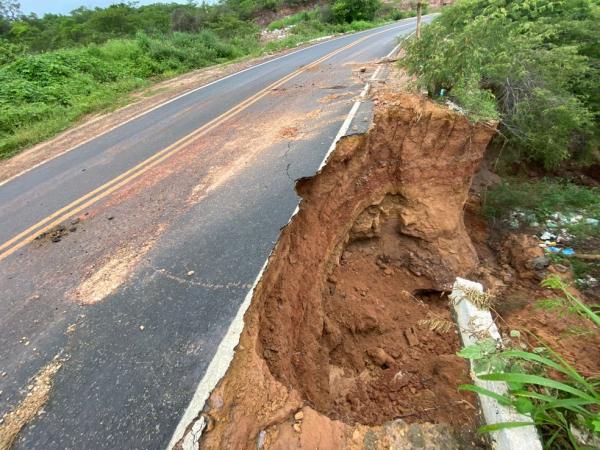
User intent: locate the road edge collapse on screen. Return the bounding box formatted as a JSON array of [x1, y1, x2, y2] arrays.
[[167, 42, 401, 450]]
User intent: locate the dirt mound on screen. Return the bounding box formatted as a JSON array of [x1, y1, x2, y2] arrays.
[[197, 92, 496, 449]]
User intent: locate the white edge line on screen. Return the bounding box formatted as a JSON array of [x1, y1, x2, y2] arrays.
[[166, 258, 268, 450], [386, 42, 402, 59], [0, 17, 425, 189], [167, 23, 416, 450], [385, 26, 416, 59], [317, 44, 391, 171], [403, 30, 416, 41]]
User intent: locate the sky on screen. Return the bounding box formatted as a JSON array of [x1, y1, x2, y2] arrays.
[[19, 0, 213, 16]]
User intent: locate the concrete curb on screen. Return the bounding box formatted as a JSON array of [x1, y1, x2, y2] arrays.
[[451, 277, 543, 450]]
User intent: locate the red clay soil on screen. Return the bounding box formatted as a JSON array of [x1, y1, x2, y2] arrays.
[[260, 197, 477, 427], [196, 92, 496, 450]]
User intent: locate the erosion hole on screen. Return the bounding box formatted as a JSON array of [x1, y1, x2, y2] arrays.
[[259, 192, 473, 427], [255, 93, 495, 431]]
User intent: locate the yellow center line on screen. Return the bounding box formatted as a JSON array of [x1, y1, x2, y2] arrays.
[[0, 24, 403, 262]]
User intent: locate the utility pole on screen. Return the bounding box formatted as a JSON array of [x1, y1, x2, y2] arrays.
[[415, 0, 423, 39]]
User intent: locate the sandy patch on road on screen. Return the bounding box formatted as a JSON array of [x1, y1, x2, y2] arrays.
[[0, 358, 64, 450], [185, 108, 338, 206], [70, 225, 164, 304]]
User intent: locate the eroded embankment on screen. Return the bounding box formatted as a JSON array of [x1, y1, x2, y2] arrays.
[[198, 93, 497, 449]]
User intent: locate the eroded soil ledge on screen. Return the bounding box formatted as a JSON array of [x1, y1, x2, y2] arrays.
[[197, 92, 496, 449]]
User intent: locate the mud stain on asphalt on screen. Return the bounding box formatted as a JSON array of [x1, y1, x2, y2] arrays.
[[185, 109, 334, 206], [319, 92, 354, 104], [279, 126, 299, 139]]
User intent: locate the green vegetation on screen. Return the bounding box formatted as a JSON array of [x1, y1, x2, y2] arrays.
[[484, 176, 600, 291], [458, 277, 600, 449], [484, 178, 600, 229], [402, 0, 600, 169], [0, 0, 420, 159], [330, 0, 380, 23], [0, 30, 259, 157], [262, 2, 418, 52]]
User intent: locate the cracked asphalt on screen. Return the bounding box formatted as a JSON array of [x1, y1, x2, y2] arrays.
[[0, 18, 429, 449]]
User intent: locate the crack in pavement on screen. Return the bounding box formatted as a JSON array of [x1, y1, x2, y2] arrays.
[[283, 141, 295, 183], [151, 267, 253, 291]]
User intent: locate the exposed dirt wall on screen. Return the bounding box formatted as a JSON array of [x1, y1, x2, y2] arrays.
[[198, 92, 496, 449]]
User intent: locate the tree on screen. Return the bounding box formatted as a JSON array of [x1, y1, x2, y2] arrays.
[[88, 4, 137, 35], [415, 0, 423, 38], [0, 0, 20, 35], [171, 6, 201, 32], [402, 0, 599, 168], [0, 0, 21, 21]]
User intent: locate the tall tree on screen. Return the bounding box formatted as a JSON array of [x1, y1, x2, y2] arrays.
[[0, 0, 21, 21]]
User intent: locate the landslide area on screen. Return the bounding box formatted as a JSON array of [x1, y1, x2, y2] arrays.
[[198, 92, 497, 449]]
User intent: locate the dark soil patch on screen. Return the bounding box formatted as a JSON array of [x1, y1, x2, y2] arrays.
[[35, 222, 77, 243]]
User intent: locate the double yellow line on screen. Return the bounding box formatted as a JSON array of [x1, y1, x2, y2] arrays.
[[0, 25, 401, 263]]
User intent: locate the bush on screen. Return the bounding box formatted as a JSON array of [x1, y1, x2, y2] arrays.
[[402, 0, 600, 169], [0, 38, 24, 64], [331, 0, 381, 23]]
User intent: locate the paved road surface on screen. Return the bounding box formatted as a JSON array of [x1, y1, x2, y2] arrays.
[[0, 17, 432, 449]]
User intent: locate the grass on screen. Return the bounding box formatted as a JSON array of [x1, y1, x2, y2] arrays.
[[484, 178, 600, 221], [263, 18, 383, 52], [484, 177, 600, 288], [267, 9, 318, 31], [0, 76, 149, 159]]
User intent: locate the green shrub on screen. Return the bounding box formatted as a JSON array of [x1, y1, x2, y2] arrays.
[[483, 178, 600, 222], [402, 0, 600, 169], [331, 0, 381, 23], [0, 38, 24, 65], [267, 9, 316, 30]]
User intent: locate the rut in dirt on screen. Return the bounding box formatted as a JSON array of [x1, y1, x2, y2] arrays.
[[256, 93, 496, 426]]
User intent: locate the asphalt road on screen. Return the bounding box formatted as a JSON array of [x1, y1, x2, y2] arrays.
[[0, 17, 432, 450]]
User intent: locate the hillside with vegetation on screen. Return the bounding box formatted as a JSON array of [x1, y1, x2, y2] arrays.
[[402, 0, 599, 170], [0, 0, 419, 158]]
